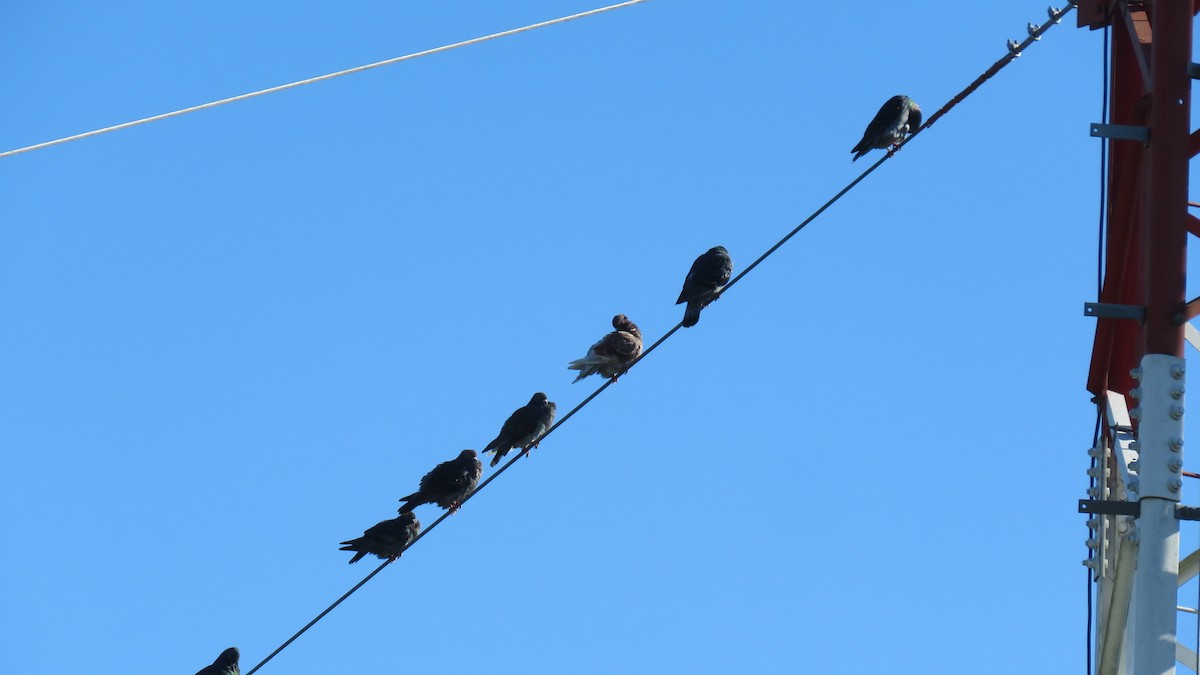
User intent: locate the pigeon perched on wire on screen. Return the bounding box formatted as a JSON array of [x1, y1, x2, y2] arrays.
[[482, 392, 557, 467], [339, 512, 421, 564], [851, 95, 922, 162], [398, 449, 483, 514], [567, 314, 643, 383], [195, 647, 240, 675], [676, 246, 733, 328]]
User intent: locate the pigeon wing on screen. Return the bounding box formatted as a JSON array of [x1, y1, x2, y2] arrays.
[[852, 95, 905, 159]]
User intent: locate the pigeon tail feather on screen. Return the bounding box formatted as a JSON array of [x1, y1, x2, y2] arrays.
[[567, 358, 602, 382], [345, 548, 368, 564], [682, 301, 702, 327], [397, 495, 420, 514]]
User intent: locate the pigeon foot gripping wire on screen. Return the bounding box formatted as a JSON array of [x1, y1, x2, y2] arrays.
[[521, 440, 543, 459]]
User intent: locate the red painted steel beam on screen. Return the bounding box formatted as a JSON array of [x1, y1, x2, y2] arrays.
[[1123, 7, 1154, 92], [1087, 13, 1150, 396], [1087, 1, 1195, 393], [1190, 128, 1200, 158], [1143, 0, 1191, 357]]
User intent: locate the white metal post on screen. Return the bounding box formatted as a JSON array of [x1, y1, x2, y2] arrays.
[[1131, 354, 1186, 675]]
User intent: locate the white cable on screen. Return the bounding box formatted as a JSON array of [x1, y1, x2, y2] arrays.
[[0, 0, 651, 160]]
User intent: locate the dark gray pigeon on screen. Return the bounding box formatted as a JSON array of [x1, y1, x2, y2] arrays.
[[567, 314, 643, 383], [851, 95, 922, 162], [195, 647, 240, 675], [398, 449, 482, 514], [676, 246, 733, 327], [340, 512, 421, 564], [482, 392, 557, 467]]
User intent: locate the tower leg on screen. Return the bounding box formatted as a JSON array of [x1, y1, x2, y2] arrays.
[[1131, 354, 1186, 675]]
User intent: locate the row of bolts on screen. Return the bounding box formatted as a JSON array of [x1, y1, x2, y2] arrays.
[[1084, 363, 1187, 566]]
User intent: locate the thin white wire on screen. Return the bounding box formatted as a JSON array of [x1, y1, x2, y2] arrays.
[[0, 0, 652, 160]]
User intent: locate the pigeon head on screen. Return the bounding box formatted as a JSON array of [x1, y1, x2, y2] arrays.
[[530, 392, 549, 405], [216, 648, 239, 666], [612, 314, 641, 336], [709, 246, 729, 256], [457, 449, 478, 460], [907, 102, 923, 130]]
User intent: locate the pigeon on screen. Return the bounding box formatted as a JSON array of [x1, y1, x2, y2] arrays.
[[851, 95, 922, 162], [482, 392, 557, 467], [676, 246, 733, 328], [340, 512, 421, 564], [398, 449, 483, 514], [195, 647, 240, 675], [567, 314, 643, 383]]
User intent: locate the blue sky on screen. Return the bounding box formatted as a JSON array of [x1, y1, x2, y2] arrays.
[[4, 2, 1200, 673]]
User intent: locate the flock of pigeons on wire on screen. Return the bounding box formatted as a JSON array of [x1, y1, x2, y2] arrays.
[[192, 94, 922, 675]]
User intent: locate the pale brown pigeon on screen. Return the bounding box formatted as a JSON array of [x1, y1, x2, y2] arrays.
[[567, 314, 643, 383]]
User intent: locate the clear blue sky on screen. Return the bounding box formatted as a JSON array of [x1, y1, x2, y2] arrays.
[[4, 2, 1200, 673]]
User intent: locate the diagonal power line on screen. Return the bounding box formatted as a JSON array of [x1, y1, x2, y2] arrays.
[[242, 4, 1077, 673], [0, 0, 652, 160]]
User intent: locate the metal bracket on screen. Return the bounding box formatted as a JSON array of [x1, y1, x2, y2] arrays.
[[1078, 500, 1200, 521], [1085, 302, 1147, 321], [1177, 506, 1200, 521], [1090, 123, 1151, 143], [1189, 62, 1200, 80], [1080, 499, 1141, 516]]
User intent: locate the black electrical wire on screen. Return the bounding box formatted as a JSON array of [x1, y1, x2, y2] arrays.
[[1098, 20, 1110, 301], [243, 5, 1080, 673], [1088, 17, 1111, 673], [1087, 14, 1111, 674]]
